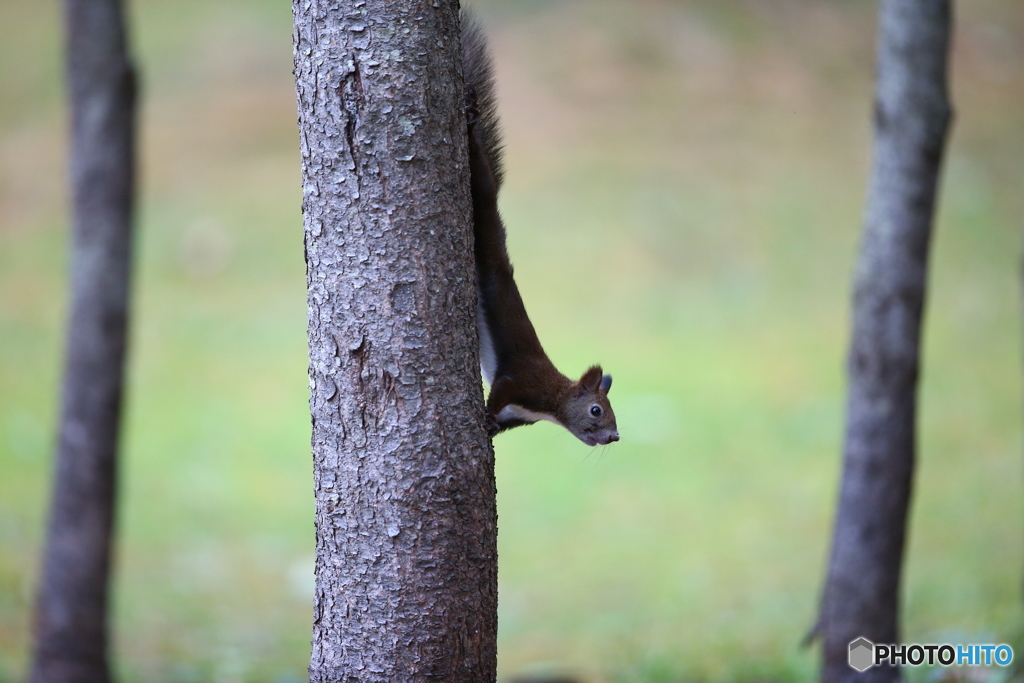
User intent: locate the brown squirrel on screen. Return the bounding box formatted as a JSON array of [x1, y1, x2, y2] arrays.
[[462, 13, 619, 447]]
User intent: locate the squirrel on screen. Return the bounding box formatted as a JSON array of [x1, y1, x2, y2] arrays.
[[461, 12, 619, 447]]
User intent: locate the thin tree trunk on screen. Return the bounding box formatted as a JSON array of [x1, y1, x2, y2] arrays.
[[29, 1, 137, 682], [292, 2, 497, 682], [817, 2, 952, 683]]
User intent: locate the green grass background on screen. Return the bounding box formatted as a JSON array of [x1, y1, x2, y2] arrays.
[[2, 0, 1023, 681]]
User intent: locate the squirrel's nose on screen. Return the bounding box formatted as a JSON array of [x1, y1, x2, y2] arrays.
[[608, 431, 619, 443]]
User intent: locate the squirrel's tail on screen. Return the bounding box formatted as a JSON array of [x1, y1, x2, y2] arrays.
[[462, 10, 504, 189]]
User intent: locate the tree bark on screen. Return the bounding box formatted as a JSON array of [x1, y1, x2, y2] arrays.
[[817, 2, 952, 683], [28, 1, 137, 682], [292, 2, 497, 682]]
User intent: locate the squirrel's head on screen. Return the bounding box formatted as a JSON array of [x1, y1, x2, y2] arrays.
[[564, 365, 619, 447]]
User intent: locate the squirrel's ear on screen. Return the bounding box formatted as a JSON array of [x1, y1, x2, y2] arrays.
[[599, 374, 612, 394], [578, 366, 603, 394]]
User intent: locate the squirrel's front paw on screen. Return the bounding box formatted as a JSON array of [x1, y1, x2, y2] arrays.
[[484, 413, 500, 438]]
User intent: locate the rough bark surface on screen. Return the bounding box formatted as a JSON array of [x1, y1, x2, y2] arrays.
[[292, 1, 497, 681], [818, 2, 952, 683], [29, 1, 137, 682]]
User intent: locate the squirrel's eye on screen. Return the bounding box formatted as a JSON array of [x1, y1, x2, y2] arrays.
[[590, 405, 602, 418]]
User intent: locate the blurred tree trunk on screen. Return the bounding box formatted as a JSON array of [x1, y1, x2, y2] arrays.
[[292, 2, 497, 682], [816, 2, 951, 683], [29, 1, 137, 682]]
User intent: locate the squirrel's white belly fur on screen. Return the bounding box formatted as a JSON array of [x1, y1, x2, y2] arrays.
[[496, 404, 560, 426], [477, 286, 498, 386]]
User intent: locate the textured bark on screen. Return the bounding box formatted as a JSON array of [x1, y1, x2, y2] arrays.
[[28, 1, 137, 682], [292, 2, 497, 682], [817, 3, 952, 683]]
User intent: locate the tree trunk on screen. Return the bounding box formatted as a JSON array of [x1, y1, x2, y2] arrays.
[[28, 1, 137, 682], [817, 2, 952, 683], [292, 2, 497, 682]]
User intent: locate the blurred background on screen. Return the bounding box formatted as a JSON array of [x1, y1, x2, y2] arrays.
[[2, 0, 1023, 681]]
